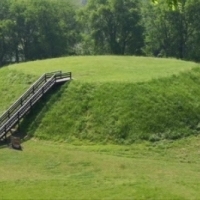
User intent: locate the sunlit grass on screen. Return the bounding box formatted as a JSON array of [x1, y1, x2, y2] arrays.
[[1, 56, 200, 199], [1, 137, 200, 199], [8, 56, 199, 82]]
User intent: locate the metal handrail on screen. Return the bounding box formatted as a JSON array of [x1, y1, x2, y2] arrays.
[[0, 71, 62, 126], [0, 71, 71, 139], [0, 75, 56, 137], [0, 74, 46, 125]]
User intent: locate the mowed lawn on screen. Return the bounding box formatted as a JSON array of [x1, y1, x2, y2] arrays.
[[1, 137, 200, 200], [1, 56, 200, 199], [9, 56, 199, 82]]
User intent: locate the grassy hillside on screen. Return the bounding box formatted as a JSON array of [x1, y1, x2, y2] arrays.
[[1, 56, 198, 143], [19, 67, 200, 143]]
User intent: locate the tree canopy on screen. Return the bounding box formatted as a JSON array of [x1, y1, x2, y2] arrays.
[[0, 0, 200, 66], [0, 0, 79, 65], [78, 0, 143, 55], [152, 0, 179, 6]]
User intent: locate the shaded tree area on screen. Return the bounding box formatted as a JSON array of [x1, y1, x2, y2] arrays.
[[142, 0, 200, 61], [0, 0, 200, 66], [78, 0, 144, 55], [0, 0, 79, 66]]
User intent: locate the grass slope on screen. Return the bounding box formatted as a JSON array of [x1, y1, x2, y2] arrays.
[[0, 56, 199, 143], [22, 69, 200, 143], [1, 137, 200, 199]]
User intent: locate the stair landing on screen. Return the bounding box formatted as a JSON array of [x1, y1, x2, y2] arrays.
[[55, 77, 71, 83]]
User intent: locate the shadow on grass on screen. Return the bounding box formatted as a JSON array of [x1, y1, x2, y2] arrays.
[[0, 140, 9, 149], [19, 81, 71, 142], [0, 81, 71, 149]]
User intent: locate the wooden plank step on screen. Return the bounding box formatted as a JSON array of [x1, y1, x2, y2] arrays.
[[55, 77, 71, 83]]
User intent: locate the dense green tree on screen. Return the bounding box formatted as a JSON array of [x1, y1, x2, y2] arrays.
[[142, 0, 200, 61], [184, 0, 200, 61], [79, 0, 144, 55], [18, 0, 79, 60], [0, 0, 200, 66], [82, 0, 180, 7], [0, 0, 80, 66], [0, 0, 11, 65], [8, 1, 29, 62], [152, 0, 179, 7]]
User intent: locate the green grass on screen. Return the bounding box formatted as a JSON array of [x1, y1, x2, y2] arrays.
[[1, 137, 200, 199], [1, 56, 200, 199], [9, 56, 199, 82], [0, 68, 36, 114], [1, 56, 200, 143], [19, 67, 200, 143]]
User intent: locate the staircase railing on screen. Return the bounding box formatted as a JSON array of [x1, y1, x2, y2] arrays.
[[0, 71, 71, 139], [0, 71, 62, 127]]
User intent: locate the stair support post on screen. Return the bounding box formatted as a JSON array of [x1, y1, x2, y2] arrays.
[[29, 99, 32, 109], [4, 125, 7, 138], [8, 111, 10, 118], [0, 71, 72, 141], [42, 87, 44, 94], [17, 112, 20, 121], [17, 112, 20, 132]]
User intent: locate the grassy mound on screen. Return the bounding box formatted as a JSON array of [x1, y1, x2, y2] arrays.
[[21, 69, 200, 143], [1, 56, 200, 143]]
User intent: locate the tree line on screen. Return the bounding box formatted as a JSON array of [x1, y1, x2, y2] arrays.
[[0, 0, 200, 66]]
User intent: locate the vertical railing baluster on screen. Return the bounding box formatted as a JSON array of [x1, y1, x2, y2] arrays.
[[0, 71, 72, 140]]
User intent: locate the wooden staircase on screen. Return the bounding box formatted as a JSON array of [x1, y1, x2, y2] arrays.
[[0, 71, 71, 140]]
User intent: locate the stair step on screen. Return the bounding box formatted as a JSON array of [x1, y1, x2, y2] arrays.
[[55, 77, 71, 83], [0, 71, 71, 140]]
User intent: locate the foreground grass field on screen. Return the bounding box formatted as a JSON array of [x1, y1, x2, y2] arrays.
[[1, 136, 200, 199]]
